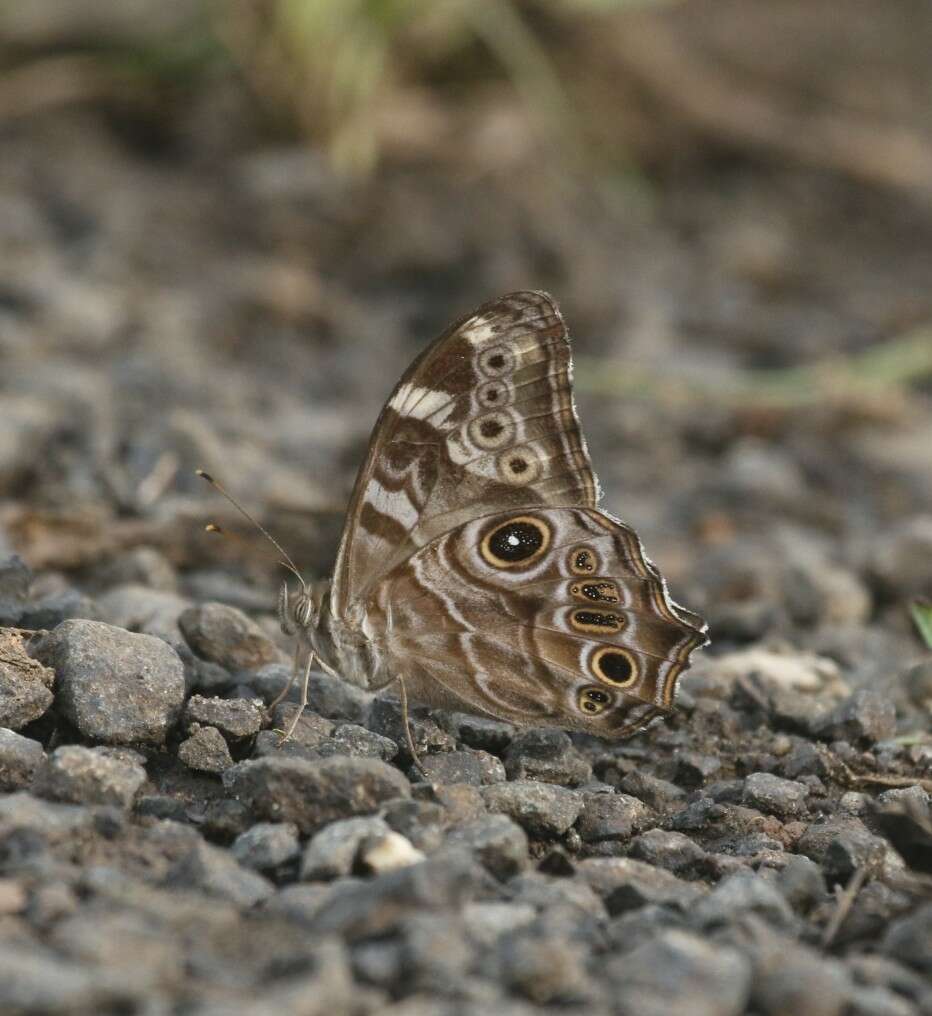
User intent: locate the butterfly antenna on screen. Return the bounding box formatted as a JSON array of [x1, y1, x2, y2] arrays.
[[197, 470, 307, 587]]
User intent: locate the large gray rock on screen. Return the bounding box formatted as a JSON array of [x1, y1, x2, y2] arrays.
[[224, 755, 410, 835], [33, 619, 185, 745]]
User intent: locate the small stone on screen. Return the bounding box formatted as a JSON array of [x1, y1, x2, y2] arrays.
[[0, 629, 54, 730], [481, 781, 582, 837], [0, 945, 121, 1014], [33, 619, 185, 745], [359, 830, 425, 874], [0, 554, 31, 625], [875, 784, 930, 810], [882, 902, 932, 974], [443, 712, 516, 753], [91, 546, 177, 592], [776, 854, 826, 913], [420, 748, 504, 786], [249, 666, 372, 724], [810, 689, 896, 746], [183, 694, 264, 740], [504, 729, 591, 786], [39, 745, 147, 808], [629, 829, 706, 874], [798, 817, 888, 883], [19, 588, 102, 630], [306, 852, 480, 941], [367, 697, 456, 759], [462, 901, 537, 946], [576, 792, 650, 844], [178, 725, 234, 773], [382, 798, 447, 853], [617, 769, 685, 809], [868, 514, 932, 599], [231, 821, 300, 870], [606, 929, 751, 1016], [753, 943, 851, 1016], [0, 727, 45, 791], [674, 752, 722, 789], [200, 797, 253, 841], [96, 585, 191, 647], [169, 838, 274, 906], [692, 870, 796, 931], [323, 723, 397, 761], [578, 858, 706, 913], [225, 756, 410, 835], [779, 741, 834, 780], [301, 815, 390, 880], [905, 658, 932, 711], [178, 601, 282, 671], [498, 931, 590, 1005], [446, 814, 529, 879], [743, 772, 810, 818]]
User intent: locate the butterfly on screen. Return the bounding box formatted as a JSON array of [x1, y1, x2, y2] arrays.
[[202, 292, 707, 761]]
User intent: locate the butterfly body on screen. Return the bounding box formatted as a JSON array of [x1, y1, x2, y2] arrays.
[[287, 291, 707, 738]]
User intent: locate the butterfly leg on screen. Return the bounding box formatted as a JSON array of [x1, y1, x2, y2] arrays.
[[395, 676, 429, 781], [276, 648, 316, 746], [267, 638, 302, 715]]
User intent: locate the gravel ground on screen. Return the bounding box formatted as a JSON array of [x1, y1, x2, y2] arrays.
[[2, 19, 932, 1011]]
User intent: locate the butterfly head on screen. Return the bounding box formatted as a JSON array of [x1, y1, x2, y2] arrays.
[[279, 578, 330, 638]]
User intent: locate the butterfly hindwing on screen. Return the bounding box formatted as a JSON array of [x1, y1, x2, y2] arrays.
[[364, 507, 708, 737]]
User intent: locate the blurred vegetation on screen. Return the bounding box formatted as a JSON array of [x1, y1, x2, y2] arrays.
[[0, 0, 673, 173]]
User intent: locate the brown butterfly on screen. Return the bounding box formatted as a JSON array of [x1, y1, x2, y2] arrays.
[[203, 292, 707, 759]]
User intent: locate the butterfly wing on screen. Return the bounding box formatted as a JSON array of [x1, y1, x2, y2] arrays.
[[330, 291, 598, 619], [363, 507, 708, 737]]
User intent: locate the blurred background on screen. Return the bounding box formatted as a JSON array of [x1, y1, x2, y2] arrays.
[[1, 0, 930, 665]]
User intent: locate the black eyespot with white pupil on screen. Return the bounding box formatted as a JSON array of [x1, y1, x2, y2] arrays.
[[480, 515, 551, 568]]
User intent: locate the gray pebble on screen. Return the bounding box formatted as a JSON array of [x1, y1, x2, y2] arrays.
[[382, 798, 447, 853], [481, 780, 582, 837], [882, 905, 932, 975], [224, 755, 410, 835], [798, 817, 888, 883], [578, 857, 706, 914], [443, 711, 516, 753], [178, 725, 234, 773], [497, 931, 590, 1005], [19, 588, 102, 629], [183, 693, 264, 740], [462, 901, 537, 946], [743, 771, 810, 818], [0, 944, 124, 1015], [629, 829, 707, 874], [0, 727, 46, 791], [323, 722, 398, 761], [446, 814, 529, 879], [617, 769, 686, 809], [96, 584, 191, 647], [692, 870, 796, 931], [775, 854, 826, 913], [420, 748, 505, 786], [368, 697, 457, 758], [301, 815, 390, 880], [752, 942, 851, 1016], [810, 689, 896, 745], [249, 664, 372, 723], [674, 751, 722, 789], [231, 821, 300, 870], [306, 852, 481, 941], [179, 601, 282, 671], [33, 619, 185, 745], [503, 729, 591, 786], [606, 929, 751, 1016], [90, 546, 178, 592], [39, 744, 147, 808], [168, 838, 274, 906], [868, 514, 932, 599], [576, 791, 650, 845], [0, 554, 31, 625], [0, 631, 54, 730]]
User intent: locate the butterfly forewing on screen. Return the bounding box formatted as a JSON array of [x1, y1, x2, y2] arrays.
[[330, 292, 598, 618]]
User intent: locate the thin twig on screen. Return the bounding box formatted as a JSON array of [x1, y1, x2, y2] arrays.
[[822, 864, 870, 948]]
